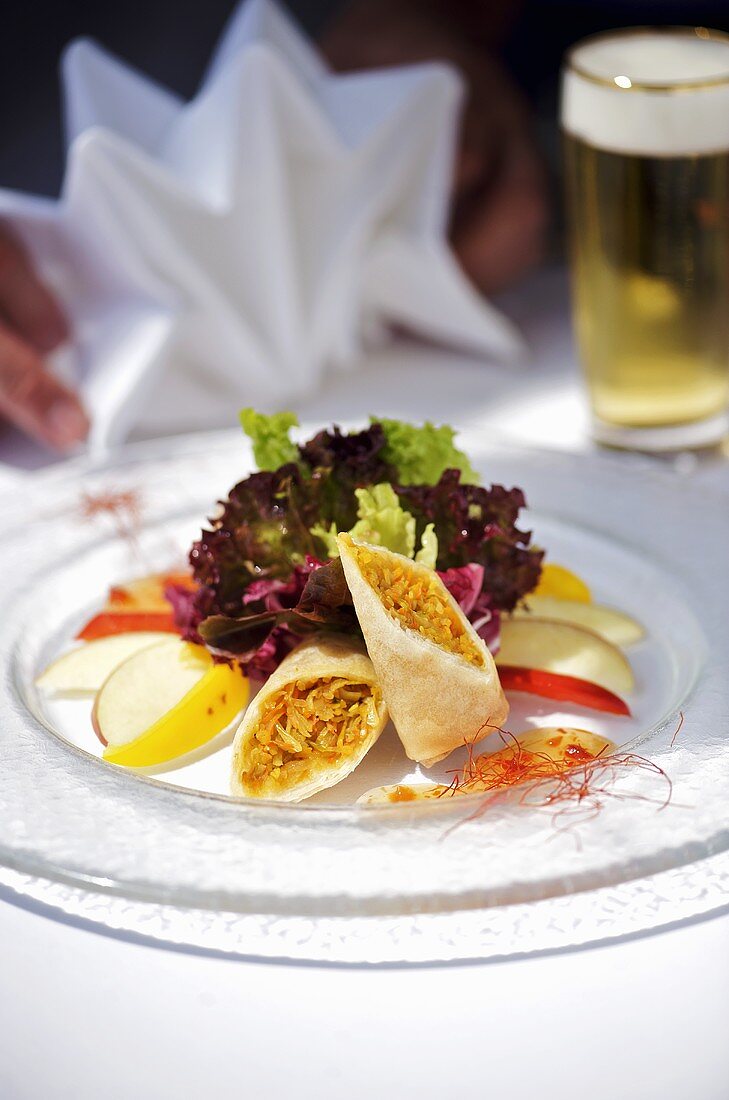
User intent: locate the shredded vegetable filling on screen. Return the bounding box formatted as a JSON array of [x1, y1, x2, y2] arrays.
[[350, 544, 484, 667], [241, 677, 380, 792]]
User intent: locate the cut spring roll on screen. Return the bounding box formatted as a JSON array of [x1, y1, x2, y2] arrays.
[[338, 534, 508, 766], [230, 634, 388, 802]]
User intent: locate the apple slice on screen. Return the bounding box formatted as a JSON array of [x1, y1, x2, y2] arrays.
[[359, 729, 616, 804], [496, 667, 630, 715], [94, 639, 249, 768], [457, 726, 616, 793], [472, 725, 615, 781], [36, 632, 172, 696], [107, 571, 193, 612], [512, 596, 644, 647], [77, 610, 178, 640], [76, 570, 195, 640], [496, 617, 635, 698], [532, 563, 591, 603], [358, 783, 451, 805], [502, 726, 614, 764]]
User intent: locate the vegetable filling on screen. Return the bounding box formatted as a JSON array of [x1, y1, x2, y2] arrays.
[[241, 676, 380, 792], [349, 542, 485, 667]]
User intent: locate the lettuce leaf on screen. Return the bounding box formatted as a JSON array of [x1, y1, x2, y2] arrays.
[[415, 524, 438, 569], [375, 417, 480, 486], [198, 557, 359, 672], [188, 414, 538, 678], [309, 520, 339, 559], [240, 408, 300, 470], [188, 424, 394, 657], [190, 465, 321, 616], [299, 423, 395, 532], [311, 483, 438, 568], [350, 484, 416, 557], [438, 563, 500, 652], [398, 470, 543, 611], [438, 563, 484, 615]]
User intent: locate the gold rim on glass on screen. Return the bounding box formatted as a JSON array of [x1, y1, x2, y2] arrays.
[[565, 26, 729, 94]]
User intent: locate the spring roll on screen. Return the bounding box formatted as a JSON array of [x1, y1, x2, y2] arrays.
[[338, 534, 508, 766], [230, 634, 388, 801]]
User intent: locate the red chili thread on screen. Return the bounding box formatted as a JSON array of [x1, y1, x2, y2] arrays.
[[670, 711, 685, 748], [78, 487, 143, 554], [437, 715, 681, 843]]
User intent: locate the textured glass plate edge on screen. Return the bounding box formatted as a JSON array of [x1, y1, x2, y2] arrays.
[[1, 428, 728, 961], [2, 850, 728, 964]]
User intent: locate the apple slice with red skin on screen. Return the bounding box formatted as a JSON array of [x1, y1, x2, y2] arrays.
[[497, 618, 634, 695], [107, 571, 194, 612], [76, 570, 195, 640], [77, 610, 178, 641], [496, 617, 634, 715], [497, 667, 630, 715]]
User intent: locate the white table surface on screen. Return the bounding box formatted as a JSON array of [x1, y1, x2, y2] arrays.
[[1, 267, 728, 1100]]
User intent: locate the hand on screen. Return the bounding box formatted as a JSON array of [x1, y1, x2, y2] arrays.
[[0, 223, 88, 450], [320, 3, 548, 296]]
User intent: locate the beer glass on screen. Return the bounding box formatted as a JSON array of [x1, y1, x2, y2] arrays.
[[561, 28, 729, 449]]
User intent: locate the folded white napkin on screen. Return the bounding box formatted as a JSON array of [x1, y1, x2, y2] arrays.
[[0, 0, 524, 450]]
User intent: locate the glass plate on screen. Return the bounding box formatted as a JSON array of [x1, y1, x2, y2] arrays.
[[1, 429, 728, 963]]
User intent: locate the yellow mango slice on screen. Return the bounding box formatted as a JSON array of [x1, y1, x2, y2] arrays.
[[97, 640, 249, 767], [532, 563, 592, 603]]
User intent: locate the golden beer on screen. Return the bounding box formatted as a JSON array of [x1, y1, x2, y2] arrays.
[[562, 29, 729, 448]]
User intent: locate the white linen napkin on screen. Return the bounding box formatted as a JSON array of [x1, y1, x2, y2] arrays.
[[0, 0, 524, 451]]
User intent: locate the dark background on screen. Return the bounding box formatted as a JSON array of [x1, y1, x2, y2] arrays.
[[2, 1, 728, 196]]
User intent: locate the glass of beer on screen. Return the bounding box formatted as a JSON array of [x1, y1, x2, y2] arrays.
[[561, 28, 729, 450]]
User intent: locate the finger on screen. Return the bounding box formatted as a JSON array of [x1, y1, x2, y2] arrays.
[[0, 322, 88, 451], [0, 224, 69, 353], [451, 140, 548, 295]]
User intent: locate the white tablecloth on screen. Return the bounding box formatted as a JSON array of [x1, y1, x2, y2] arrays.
[[1, 268, 727, 1100]]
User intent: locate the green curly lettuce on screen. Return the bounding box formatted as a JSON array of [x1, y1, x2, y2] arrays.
[[311, 483, 437, 567], [240, 408, 300, 470], [351, 484, 415, 557], [415, 522, 438, 567], [375, 417, 480, 486]]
